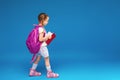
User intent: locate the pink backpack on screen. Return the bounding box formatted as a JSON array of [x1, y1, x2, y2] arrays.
[[26, 24, 42, 62]]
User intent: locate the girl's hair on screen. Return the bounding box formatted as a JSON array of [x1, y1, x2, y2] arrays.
[[38, 13, 48, 25]]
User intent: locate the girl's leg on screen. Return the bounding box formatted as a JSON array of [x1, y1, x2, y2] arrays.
[[44, 57, 51, 71], [40, 46, 59, 78], [31, 56, 41, 69], [44, 57, 59, 78], [34, 56, 41, 64], [29, 56, 42, 77]]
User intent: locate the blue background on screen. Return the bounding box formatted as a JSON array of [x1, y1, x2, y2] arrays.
[[0, 0, 120, 80]]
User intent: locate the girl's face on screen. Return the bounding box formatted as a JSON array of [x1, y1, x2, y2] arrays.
[[43, 17, 49, 26]]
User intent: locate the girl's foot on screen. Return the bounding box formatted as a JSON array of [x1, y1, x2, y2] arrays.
[[29, 68, 41, 77], [47, 71, 59, 78]]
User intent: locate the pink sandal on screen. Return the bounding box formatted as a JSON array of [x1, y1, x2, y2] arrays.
[[29, 69, 41, 77], [47, 71, 59, 78]]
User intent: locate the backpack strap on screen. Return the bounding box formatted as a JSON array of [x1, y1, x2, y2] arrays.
[[31, 54, 37, 63], [33, 24, 42, 28]]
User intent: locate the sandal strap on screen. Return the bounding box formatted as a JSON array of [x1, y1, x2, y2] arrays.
[[29, 69, 41, 76], [47, 71, 59, 78], [34, 71, 41, 76]]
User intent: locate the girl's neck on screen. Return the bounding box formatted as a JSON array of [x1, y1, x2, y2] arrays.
[[38, 23, 43, 27]]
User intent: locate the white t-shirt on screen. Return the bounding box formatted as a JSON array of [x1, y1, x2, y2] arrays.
[[39, 27, 44, 33]]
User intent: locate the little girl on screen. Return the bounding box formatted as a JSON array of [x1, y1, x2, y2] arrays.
[[29, 13, 59, 78]]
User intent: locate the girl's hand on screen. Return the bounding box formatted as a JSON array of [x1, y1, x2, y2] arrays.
[[45, 34, 50, 40], [48, 32, 53, 39], [48, 35, 52, 39]]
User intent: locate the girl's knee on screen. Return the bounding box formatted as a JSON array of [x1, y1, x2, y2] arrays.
[[45, 57, 49, 60]]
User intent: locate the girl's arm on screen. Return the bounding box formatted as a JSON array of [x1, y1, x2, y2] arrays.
[[39, 32, 49, 42]]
